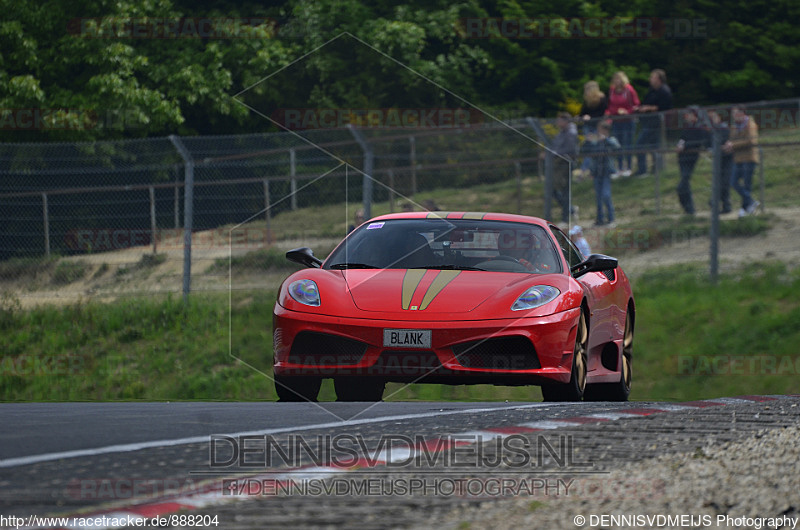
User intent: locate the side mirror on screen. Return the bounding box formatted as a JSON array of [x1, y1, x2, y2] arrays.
[[286, 247, 322, 269], [571, 254, 618, 278]]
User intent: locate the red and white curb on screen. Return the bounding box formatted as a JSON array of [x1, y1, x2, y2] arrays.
[[32, 395, 798, 529]]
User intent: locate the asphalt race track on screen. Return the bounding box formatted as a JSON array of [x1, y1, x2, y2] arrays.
[[1, 397, 799, 528]]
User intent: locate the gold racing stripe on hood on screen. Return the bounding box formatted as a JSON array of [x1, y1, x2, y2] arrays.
[[401, 269, 427, 310], [418, 270, 461, 310], [461, 212, 487, 219]]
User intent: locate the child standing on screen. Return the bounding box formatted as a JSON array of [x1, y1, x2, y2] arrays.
[[584, 121, 620, 227]]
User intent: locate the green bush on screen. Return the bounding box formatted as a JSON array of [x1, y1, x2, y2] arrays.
[[0, 257, 57, 281], [52, 260, 88, 285]]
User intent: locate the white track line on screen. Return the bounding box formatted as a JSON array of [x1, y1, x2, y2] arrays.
[[0, 403, 554, 469], [588, 412, 642, 420], [520, 420, 582, 429]]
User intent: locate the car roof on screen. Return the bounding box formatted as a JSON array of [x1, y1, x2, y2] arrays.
[[368, 211, 551, 228]]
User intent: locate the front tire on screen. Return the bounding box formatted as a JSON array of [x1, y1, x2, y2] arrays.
[[541, 308, 588, 402], [274, 375, 321, 402], [334, 377, 385, 402]]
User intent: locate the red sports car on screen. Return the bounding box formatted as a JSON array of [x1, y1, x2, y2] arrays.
[[273, 212, 634, 402]]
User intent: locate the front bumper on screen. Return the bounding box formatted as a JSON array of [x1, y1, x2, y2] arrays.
[[273, 305, 580, 385]]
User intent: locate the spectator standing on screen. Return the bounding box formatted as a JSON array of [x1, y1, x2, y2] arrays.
[[633, 69, 673, 176], [542, 112, 579, 224], [584, 121, 620, 227], [569, 225, 592, 257], [675, 106, 710, 215], [708, 109, 733, 214], [724, 105, 760, 216], [605, 71, 640, 177], [579, 81, 608, 132], [348, 208, 365, 233]]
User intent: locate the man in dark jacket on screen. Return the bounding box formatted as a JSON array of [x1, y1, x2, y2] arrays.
[[675, 106, 710, 215], [708, 110, 733, 214], [544, 112, 578, 223], [633, 69, 673, 176]]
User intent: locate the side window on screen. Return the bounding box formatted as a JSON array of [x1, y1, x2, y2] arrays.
[[550, 227, 583, 269]]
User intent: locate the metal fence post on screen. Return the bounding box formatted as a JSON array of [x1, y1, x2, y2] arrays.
[[526, 117, 553, 221], [289, 148, 297, 210], [708, 113, 721, 285], [543, 153, 553, 221], [654, 154, 661, 216], [149, 186, 157, 254], [657, 111, 666, 172], [263, 179, 273, 244], [759, 146, 765, 212], [42, 192, 50, 258], [388, 170, 395, 213], [409, 136, 417, 197], [348, 125, 373, 219], [173, 164, 181, 229], [169, 135, 194, 303]]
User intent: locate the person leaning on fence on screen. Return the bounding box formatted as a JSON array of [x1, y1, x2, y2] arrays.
[[580, 81, 608, 132], [584, 120, 620, 227], [577, 81, 608, 178], [541, 112, 579, 224], [633, 69, 673, 176], [605, 71, 640, 178], [724, 105, 760, 217], [708, 110, 733, 214], [675, 106, 710, 216]]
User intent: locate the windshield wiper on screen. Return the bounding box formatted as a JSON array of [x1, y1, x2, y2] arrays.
[[329, 263, 378, 269], [420, 264, 486, 271]]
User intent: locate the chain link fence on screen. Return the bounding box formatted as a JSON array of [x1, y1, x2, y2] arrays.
[[1, 98, 798, 303]]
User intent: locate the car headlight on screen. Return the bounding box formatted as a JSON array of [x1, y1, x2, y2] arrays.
[[288, 279, 320, 307], [511, 285, 560, 311]]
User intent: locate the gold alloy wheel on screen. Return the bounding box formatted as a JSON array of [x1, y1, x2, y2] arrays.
[[622, 312, 633, 391], [575, 310, 588, 394]]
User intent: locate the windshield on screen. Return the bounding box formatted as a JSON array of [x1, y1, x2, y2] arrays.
[[324, 219, 562, 274]]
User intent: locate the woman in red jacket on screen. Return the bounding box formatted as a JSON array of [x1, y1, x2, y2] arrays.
[[605, 71, 640, 177]]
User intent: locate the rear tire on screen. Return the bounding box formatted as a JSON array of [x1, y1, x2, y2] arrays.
[[334, 377, 385, 402], [585, 309, 633, 402], [274, 375, 321, 402], [541, 308, 588, 402]]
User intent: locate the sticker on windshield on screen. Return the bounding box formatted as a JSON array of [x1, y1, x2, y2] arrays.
[[367, 222, 385, 229]]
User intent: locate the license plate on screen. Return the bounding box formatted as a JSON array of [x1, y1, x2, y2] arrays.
[[383, 329, 432, 349]]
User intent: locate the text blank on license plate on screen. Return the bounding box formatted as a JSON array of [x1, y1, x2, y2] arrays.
[[383, 329, 432, 349]]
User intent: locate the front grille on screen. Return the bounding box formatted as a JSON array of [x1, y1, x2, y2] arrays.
[[371, 350, 442, 373], [452, 336, 541, 370], [603, 269, 616, 281], [288, 331, 368, 365]]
